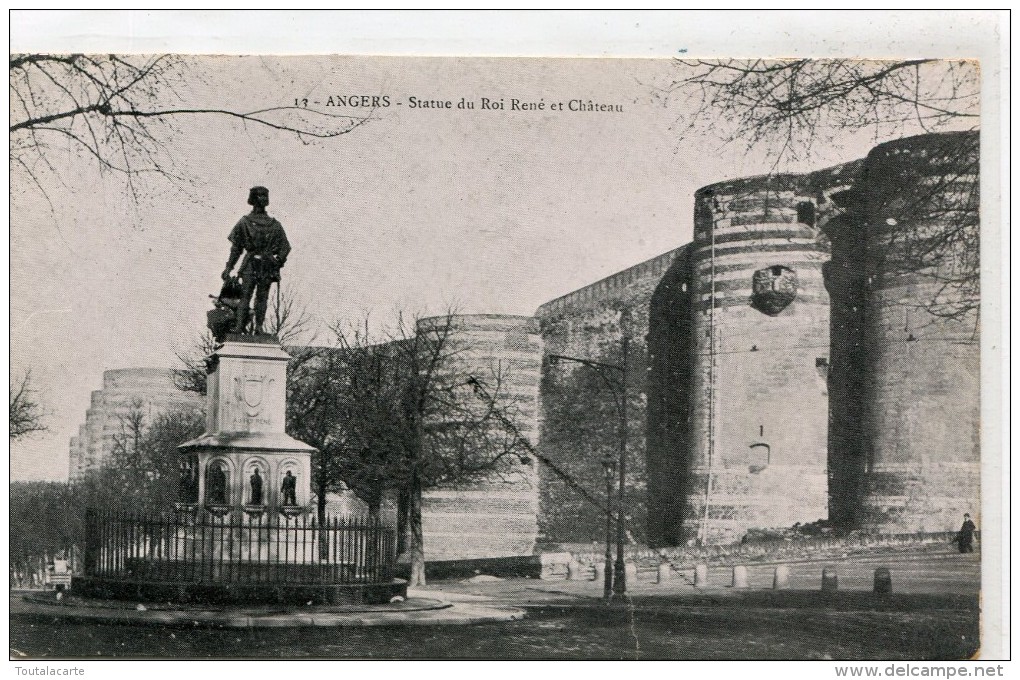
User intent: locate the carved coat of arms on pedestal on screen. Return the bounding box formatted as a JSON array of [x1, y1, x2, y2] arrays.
[[234, 374, 273, 418]]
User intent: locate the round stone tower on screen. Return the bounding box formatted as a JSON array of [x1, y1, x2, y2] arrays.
[[686, 173, 835, 543], [416, 314, 543, 560], [853, 131, 980, 532]]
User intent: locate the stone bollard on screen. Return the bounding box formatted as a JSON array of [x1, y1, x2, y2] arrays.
[[694, 563, 708, 588], [874, 567, 893, 594], [625, 562, 638, 582], [593, 561, 606, 583], [567, 559, 583, 581], [731, 565, 749, 588], [821, 567, 839, 592], [773, 565, 790, 590], [657, 562, 671, 584]]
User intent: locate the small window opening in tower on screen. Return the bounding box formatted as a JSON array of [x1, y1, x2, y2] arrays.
[[815, 357, 830, 380], [797, 201, 816, 226], [771, 265, 784, 277]]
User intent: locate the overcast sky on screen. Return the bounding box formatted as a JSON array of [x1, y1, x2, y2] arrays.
[[9, 14, 1002, 483]]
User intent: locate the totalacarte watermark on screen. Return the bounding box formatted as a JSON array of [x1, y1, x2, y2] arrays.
[[13, 668, 86, 676]]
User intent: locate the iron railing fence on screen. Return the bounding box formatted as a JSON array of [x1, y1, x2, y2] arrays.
[[82, 508, 397, 585]]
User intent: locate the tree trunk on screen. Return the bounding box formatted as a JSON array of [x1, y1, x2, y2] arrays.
[[367, 498, 381, 522], [396, 487, 409, 557], [407, 470, 426, 587], [316, 479, 328, 524]]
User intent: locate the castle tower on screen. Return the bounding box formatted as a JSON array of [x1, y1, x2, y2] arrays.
[[848, 131, 981, 532], [686, 173, 835, 543], [68, 368, 204, 481], [416, 314, 543, 560]]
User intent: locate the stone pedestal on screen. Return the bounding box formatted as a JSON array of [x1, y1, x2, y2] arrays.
[[178, 335, 315, 518]]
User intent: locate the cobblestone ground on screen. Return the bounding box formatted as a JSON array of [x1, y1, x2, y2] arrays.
[[10, 552, 981, 660]]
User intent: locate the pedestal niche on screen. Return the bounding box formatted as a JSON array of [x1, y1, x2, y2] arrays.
[[73, 336, 406, 605]]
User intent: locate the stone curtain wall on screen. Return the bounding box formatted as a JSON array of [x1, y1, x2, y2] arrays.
[[536, 249, 686, 545], [645, 247, 697, 547]]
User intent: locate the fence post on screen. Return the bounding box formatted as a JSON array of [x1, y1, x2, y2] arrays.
[[694, 564, 709, 587], [822, 567, 839, 592], [773, 565, 790, 590], [732, 565, 748, 588], [82, 508, 98, 576], [874, 567, 893, 594], [657, 562, 671, 584]]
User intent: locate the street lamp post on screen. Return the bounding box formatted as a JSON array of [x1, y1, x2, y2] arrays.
[[548, 334, 629, 598], [600, 453, 616, 601], [613, 335, 629, 596]]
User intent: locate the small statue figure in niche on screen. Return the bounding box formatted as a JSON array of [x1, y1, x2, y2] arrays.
[[177, 462, 198, 504], [249, 467, 264, 506], [220, 186, 291, 335], [207, 463, 228, 505], [281, 470, 297, 506]]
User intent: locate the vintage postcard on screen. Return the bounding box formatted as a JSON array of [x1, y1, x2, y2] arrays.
[[8, 10, 1007, 669]]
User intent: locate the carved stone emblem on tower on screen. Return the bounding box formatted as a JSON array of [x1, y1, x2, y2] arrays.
[[750, 265, 798, 316]]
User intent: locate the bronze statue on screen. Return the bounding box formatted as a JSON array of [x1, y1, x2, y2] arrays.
[[207, 463, 228, 505], [221, 186, 291, 335], [281, 470, 297, 506], [249, 467, 264, 505], [207, 276, 246, 343]]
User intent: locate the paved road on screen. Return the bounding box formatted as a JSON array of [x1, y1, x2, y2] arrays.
[[9, 551, 982, 660]]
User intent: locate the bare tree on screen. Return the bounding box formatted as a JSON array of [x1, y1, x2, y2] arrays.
[[10, 370, 47, 440], [10, 54, 370, 203], [93, 402, 205, 509], [264, 282, 318, 347], [669, 59, 978, 164], [173, 330, 219, 395], [668, 59, 980, 321], [109, 399, 149, 471], [10, 481, 81, 585], [862, 130, 980, 323], [173, 282, 318, 395], [386, 312, 534, 587], [288, 311, 535, 587], [286, 322, 399, 525]]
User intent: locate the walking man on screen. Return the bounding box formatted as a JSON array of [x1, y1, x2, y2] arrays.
[[957, 513, 977, 553]]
